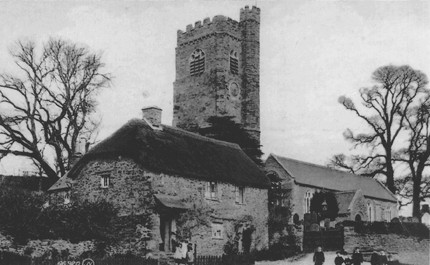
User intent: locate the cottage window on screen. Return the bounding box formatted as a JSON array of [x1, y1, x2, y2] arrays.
[[211, 223, 224, 239], [235, 186, 245, 204], [205, 182, 218, 200], [190, 49, 205, 76], [304, 190, 313, 213], [230, 50, 238, 75], [100, 175, 110, 188], [63, 191, 71, 205]]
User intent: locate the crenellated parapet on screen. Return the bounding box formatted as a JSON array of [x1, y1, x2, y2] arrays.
[[240, 5, 260, 23], [173, 6, 261, 145], [177, 15, 240, 45]]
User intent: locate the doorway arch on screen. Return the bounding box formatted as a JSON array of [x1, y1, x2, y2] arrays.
[[355, 214, 362, 222]]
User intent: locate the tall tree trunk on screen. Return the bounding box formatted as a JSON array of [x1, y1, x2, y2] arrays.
[[386, 154, 396, 193], [412, 175, 422, 219]]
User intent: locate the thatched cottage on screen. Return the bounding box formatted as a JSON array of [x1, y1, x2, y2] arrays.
[[48, 107, 270, 256]]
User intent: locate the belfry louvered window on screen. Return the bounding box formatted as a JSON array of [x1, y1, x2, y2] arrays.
[[230, 50, 238, 75], [190, 49, 205, 76]]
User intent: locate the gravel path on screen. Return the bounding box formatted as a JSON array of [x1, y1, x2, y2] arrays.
[[256, 250, 429, 265], [256, 251, 371, 265]]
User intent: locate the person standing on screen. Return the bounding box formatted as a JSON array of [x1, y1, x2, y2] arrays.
[[370, 250, 380, 265], [186, 243, 195, 265], [334, 251, 344, 265], [313, 246, 325, 265], [379, 250, 388, 265], [351, 248, 364, 265], [173, 241, 183, 265]]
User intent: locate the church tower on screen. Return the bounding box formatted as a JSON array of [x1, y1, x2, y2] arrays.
[[173, 6, 261, 142]]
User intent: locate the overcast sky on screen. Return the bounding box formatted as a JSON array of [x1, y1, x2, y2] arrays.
[[0, 0, 429, 192]]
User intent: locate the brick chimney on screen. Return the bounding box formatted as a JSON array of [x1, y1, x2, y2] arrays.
[[142, 106, 162, 127]]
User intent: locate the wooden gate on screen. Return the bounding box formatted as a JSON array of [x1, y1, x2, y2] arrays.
[[303, 228, 344, 252]]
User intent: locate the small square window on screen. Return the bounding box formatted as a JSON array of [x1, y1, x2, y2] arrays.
[[100, 175, 110, 188], [211, 223, 223, 239]]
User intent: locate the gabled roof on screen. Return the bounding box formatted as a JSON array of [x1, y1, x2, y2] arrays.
[[49, 119, 269, 191], [335, 190, 358, 215], [269, 154, 397, 203]]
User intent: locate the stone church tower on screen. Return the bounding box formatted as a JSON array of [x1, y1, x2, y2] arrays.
[[173, 6, 261, 142]]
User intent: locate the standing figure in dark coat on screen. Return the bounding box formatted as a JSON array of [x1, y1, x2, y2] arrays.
[[379, 250, 388, 265], [351, 248, 364, 265], [313, 246, 325, 265], [334, 251, 344, 265], [370, 250, 380, 265]]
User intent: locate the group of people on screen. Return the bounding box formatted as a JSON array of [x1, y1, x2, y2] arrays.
[[173, 240, 194, 265], [314, 246, 398, 265], [333, 248, 364, 265]]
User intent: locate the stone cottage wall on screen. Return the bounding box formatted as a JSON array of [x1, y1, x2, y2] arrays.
[[54, 157, 269, 256], [152, 174, 269, 255]]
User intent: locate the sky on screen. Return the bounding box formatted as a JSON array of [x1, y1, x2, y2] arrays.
[[0, 0, 429, 213]]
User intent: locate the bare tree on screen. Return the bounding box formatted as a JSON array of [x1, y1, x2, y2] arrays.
[[330, 65, 429, 193], [394, 99, 430, 218], [0, 38, 110, 188]]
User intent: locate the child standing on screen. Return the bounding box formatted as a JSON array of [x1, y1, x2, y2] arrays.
[[186, 243, 194, 265], [351, 247, 363, 265], [334, 251, 344, 265], [313, 246, 325, 265], [173, 241, 183, 265]]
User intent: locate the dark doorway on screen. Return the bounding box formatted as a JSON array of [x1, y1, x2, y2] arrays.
[[355, 214, 362, 222], [242, 228, 253, 254]]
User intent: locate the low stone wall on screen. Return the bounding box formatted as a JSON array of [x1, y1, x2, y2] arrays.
[[344, 227, 429, 253], [0, 233, 94, 258], [344, 228, 429, 265]]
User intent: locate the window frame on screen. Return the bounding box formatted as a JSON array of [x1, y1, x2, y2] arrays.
[[190, 49, 205, 76], [304, 190, 313, 214], [205, 181, 219, 200], [235, 186, 245, 204], [100, 174, 110, 188], [229, 50, 239, 75], [211, 222, 224, 239], [63, 191, 71, 205]]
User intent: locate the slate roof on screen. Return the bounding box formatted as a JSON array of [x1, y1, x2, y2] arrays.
[[49, 119, 269, 191], [270, 154, 397, 202], [335, 191, 357, 215]]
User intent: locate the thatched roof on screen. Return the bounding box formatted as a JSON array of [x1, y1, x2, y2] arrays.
[[269, 154, 397, 203], [49, 119, 269, 191]]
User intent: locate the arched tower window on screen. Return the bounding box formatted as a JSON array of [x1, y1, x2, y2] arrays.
[[304, 190, 313, 214], [230, 50, 239, 75], [190, 49, 205, 76]]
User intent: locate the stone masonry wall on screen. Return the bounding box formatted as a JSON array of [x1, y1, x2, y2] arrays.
[[344, 228, 429, 265], [350, 190, 368, 221], [240, 6, 260, 141], [152, 173, 269, 256], [173, 18, 243, 131], [173, 6, 261, 144], [57, 157, 269, 256]]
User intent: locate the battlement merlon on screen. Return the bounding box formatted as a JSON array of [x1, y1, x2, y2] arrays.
[[240, 5, 260, 23], [177, 15, 241, 45]]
